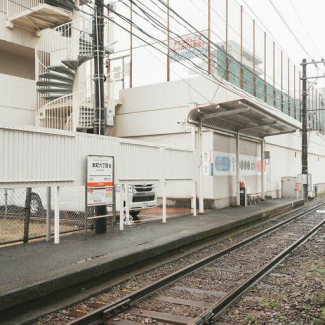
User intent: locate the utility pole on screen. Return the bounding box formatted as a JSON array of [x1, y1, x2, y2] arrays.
[[301, 59, 308, 200], [301, 58, 325, 200], [93, 0, 107, 233]]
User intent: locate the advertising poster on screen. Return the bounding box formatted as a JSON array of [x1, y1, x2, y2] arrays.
[[203, 151, 268, 176]]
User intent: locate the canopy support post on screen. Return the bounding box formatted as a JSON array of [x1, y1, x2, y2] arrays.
[[198, 120, 204, 214], [261, 139, 265, 200], [236, 132, 240, 206]]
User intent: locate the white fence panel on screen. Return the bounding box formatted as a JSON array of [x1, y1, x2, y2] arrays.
[[118, 142, 160, 182], [165, 148, 197, 181], [0, 126, 75, 185], [0, 125, 197, 188]]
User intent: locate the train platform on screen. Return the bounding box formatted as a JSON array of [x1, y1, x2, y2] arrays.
[[0, 197, 304, 316]]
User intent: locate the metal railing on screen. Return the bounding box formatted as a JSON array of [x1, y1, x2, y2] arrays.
[[37, 79, 123, 131], [0, 0, 7, 13], [7, 0, 44, 19], [36, 17, 94, 110], [37, 88, 92, 130]]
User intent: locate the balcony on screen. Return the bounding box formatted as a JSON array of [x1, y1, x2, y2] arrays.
[[6, 0, 72, 30]]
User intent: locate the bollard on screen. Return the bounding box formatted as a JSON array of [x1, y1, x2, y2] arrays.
[[23, 188, 32, 244]]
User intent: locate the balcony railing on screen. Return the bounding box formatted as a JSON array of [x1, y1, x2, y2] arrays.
[[0, 0, 7, 13], [7, 0, 44, 19]]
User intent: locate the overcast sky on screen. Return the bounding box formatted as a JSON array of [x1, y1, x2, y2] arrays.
[[237, 0, 325, 87]]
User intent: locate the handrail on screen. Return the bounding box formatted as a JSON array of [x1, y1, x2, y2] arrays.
[[35, 16, 93, 73], [7, 0, 44, 19]]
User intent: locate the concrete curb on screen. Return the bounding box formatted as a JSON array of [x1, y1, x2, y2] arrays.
[[0, 199, 304, 313]]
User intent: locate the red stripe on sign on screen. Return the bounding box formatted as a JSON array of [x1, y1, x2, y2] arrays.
[[87, 182, 114, 187]]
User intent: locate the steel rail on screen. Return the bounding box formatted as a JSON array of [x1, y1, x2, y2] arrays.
[[68, 202, 325, 325], [192, 215, 325, 324]]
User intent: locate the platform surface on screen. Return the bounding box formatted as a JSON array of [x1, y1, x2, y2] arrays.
[[0, 198, 303, 308]]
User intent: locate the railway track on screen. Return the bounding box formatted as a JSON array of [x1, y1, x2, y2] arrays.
[[58, 202, 325, 325]]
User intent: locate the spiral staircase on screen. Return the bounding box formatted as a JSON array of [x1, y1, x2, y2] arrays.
[[14, 0, 124, 132]]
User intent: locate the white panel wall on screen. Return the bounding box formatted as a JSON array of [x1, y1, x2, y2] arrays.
[[0, 125, 197, 189], [0, 12, 38, 49], [115, 75, 241, 138], [0, 126, 75, 184], [0, 74, 37, 125]]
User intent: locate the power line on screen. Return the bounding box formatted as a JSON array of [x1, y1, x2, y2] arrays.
[[268, 0, 312, 61], [11, 0, 320, 125], [268, 0, 325, 80], [288, 0, 322, 58], [96, 0, 311, 116], [128, 0, 295, 107]]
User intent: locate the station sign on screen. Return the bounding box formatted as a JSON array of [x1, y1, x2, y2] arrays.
[[86, 155, 114, 206]]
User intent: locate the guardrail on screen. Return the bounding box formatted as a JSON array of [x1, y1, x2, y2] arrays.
[[7, 0, 44, 19]]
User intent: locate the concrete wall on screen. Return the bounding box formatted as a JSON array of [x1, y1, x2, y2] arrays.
[[0, 14, 38, 125], [0, 13, 38, 50], [112, 75, 241, 138], [0, 74, 37, 125], [0, 51, 35, 79]]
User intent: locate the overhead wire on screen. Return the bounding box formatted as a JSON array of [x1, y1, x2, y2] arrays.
[[121, 0, 293, 107], [10, 0, 315, 124], [288, 0, 322, 58], [86, 0, 285, 118], [9, 0, 297, 111], [268, 0, 325, 78]]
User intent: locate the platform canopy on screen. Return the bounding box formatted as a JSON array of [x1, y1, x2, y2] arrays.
[[187, 98, 302, 139]]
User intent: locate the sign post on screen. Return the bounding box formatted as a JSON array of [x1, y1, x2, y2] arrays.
[[85, 155, 115, 238]]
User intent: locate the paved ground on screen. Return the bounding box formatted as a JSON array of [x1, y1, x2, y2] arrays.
[[0, 198, 301, 294]]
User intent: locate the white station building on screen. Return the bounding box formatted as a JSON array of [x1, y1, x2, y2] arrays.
[[0, 0, 325, 209]]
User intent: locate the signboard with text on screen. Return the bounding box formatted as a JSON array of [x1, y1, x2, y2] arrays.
[[86, 155, 114, 206], [170, 31, 208, 62]]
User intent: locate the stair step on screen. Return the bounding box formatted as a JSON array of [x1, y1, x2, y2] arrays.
[[48, 65, 75, 77], [44, 0, 74, 12], [37, 88, 71, 94], [36, 81, 73, 88], [39, 72, 73, 83], [62, 59, 79, 71], [42, 95, 63, 101], [78, 55, 93, 66]]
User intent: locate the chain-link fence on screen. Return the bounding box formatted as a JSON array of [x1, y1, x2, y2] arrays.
[[0, 186, 90, 245]]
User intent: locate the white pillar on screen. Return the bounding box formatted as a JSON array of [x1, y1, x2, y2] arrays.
[[193, 181, 197, 216], [261, 139, 265, 200], [236, 132, 240, 206], [54, 186, 60, 244], [125, 183, 130, 224], [119, 184, 124, 231], [46, 187, 51, 242], [162, 182, 167, 223], [198, 121, 204, 213], [189, 102, 197, 210]]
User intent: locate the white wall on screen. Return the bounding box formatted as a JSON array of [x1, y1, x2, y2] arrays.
[[0, 12, 38, 50], [114, 75, 241, 138], [115, 75, 325, 207], [0, 74, 37, 125]]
